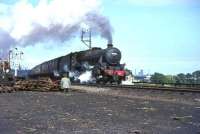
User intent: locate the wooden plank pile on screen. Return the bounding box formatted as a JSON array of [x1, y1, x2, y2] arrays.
[[0, 85, 16, 93], [14, 79, 60, 92], [0, 78, 60, 93]]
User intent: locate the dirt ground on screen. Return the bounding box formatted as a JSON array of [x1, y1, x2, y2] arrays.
[[0, 88, 200, 134]]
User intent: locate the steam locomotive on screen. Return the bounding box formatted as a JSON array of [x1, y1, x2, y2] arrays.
[[29, 44, 126, 84]]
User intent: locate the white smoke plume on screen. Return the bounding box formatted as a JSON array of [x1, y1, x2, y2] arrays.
[[78, 71, 93, 83], [0, 0, 113, 59]]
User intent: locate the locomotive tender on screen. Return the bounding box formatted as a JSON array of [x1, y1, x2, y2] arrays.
[[29, 44, 126, 84]]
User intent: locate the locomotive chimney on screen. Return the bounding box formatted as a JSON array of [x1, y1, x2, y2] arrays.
[[107, 44, 113, 48]]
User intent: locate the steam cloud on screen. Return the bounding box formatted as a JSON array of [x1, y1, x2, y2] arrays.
[[19, 23, 81, 46], [20, 12, 113, 46], [0, 0, 113, 59], [84, 12, 113, 44], [0, 29, 16, 58]]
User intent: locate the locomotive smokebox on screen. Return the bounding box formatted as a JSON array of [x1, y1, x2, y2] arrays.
[[105, 44, 121, 65], [107, 44, 113, 48]]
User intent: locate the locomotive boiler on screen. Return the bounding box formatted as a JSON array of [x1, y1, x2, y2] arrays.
[[29, 44, 126, 84]]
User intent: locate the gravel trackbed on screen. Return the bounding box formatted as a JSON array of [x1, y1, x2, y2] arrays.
[[0, 88, 200, 134]]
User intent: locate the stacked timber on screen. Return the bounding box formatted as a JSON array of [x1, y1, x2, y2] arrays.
[[0, 79, 60, 93], [14, 79, 59, 92], [0, 85, 16, 93]]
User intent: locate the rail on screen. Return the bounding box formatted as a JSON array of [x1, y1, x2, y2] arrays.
[[1, 80, 200, 94], [72, 83, 200, 93]]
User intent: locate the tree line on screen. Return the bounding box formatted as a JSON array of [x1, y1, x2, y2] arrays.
[[150, 70, 200, 85]]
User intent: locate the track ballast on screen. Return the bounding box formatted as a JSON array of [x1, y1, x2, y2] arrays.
[[72, 83, 200, 93]]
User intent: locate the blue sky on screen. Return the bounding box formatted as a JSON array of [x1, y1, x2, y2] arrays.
[[102, 0, 200, 74], [101, 2, 200, 74], [0, 0, 200, 75]]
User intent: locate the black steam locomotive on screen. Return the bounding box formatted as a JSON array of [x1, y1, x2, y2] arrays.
[[29, 44, 126, 84]]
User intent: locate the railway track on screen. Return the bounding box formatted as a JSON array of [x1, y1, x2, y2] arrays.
[[1, 80, 200, 94], [72, 83, 200, 93]]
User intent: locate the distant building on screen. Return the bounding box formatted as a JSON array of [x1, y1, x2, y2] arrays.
[[133, 69, 151, 82], [138, 69, 144, 76], [134, 75, 151, 83]]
